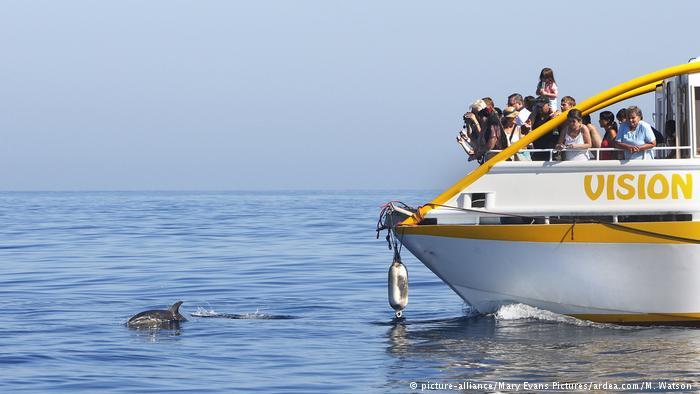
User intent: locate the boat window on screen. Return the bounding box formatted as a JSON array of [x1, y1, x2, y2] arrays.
[[550, 216, 616, 224], [664, 81, 679, 159], [618, 214, 692, 223], [469, 214, 695, 226], [496, 214, 692, 225], [470, 193, 486, 208], [695, 87, 700, 156], [678, 81, 690, 158]]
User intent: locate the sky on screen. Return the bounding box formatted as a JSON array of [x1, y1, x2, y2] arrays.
[[1, 0, 699, 190]]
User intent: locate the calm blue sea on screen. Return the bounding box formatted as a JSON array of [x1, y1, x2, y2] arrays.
[[2, 191, 700, 393]]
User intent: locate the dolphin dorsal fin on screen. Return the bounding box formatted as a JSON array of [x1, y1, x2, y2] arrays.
[[169, 301, 184, 314]]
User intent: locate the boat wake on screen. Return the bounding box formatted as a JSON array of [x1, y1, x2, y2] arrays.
[[493, 303, 640, 329], [191, 307, 297, 320]]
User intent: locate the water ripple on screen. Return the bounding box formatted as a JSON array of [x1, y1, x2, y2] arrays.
[[2, 191, 700, 392]]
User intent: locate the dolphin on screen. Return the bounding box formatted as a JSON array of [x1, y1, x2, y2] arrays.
[[127, 301, 188, 329]]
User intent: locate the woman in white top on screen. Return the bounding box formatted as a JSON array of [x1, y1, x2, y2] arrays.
[[501, 106, 531, 161], [555, 109, 592, 161]]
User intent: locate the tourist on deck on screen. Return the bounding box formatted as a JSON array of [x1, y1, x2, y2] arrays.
[[560, 96, 576, 112], [663, 119, 677, 158], [457, 113, 476, 157], [521, 96, 537, 135], [616, 108, 628, 126], [457, 99, 488, 159], [598, 111, 618, 160], [583, 114, 602, 149], [665, 119, 676, 145], [551, 95, 575, 118], [530, 97, 558, 160], [507, 93, 524, 110], [508, 93, 531, 132], [458, 99, 508, 162], [553, 96, 576, 143], [463, 99, 487, 133], [536, 67, 558, 111], [614, 106, 656, 160], [481, 111, 507, 161], [555, 109, 592, 161], [502, 107, 531, 161], [524, 96, 536, 112]]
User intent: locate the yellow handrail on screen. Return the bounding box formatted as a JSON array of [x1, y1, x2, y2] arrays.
[[401, 61, 700, 226], [583, 81, 660, 116]]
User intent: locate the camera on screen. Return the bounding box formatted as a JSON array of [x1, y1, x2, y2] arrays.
[[463, 116, 477, 129]]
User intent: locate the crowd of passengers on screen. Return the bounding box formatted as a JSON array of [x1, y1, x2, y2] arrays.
[[457, 67, 675, 163]]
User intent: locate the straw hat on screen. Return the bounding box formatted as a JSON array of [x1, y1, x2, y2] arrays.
[[503, 106, 519, 118]]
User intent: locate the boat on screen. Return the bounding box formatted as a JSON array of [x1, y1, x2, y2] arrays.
[[381, 59, 700, 325]]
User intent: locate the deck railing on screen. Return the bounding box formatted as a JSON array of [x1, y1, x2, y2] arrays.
[[486, 146, 692, 161]]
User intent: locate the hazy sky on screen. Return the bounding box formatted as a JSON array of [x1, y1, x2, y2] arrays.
[[1, 0, 698, 190]]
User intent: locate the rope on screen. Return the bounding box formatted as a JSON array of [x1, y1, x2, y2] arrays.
[[376, 201, 416, 260]]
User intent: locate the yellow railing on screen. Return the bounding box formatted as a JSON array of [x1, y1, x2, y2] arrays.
[[583, 81, 659, 115], [401, 61, 700, 226]]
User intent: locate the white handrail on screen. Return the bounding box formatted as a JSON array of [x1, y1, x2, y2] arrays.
[[486, 146, 692, 161]]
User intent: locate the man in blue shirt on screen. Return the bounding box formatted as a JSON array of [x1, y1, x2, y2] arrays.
[[614, 106, 656, 160]]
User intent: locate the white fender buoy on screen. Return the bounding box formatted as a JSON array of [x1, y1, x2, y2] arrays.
[[388, 259, 408, 318]]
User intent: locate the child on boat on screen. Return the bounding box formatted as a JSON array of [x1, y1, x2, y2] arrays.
[[536, 67, 558, 111]]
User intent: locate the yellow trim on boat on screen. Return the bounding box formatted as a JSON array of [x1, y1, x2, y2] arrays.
[[402, 61, 700, 226], [398, 221, 700, 244], [570, 313, 700, 324]]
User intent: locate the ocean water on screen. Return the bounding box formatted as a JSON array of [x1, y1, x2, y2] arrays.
[[2, 191, 700, 393]]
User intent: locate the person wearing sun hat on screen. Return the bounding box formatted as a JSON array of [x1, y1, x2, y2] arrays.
[[457, 99, 489, 159], [462, 99, 487, 133], [502, 106, 531, 162]]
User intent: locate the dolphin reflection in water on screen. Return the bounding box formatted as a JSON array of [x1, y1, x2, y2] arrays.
[[127, 301, 188, 329]]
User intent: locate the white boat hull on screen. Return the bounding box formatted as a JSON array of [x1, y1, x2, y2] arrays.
[[399, 223, 700, 324]]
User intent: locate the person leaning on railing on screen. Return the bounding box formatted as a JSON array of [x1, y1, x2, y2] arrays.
[[554, 109, 592, 161], [613, 106, 656, 160], [582, 114, 602, 149], [598, 111, 619, 160]]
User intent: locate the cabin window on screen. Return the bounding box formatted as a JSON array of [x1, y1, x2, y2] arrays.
[[663, 81, 678, 158], [529, 214, 691, 224], [695, 87, 700, 156], [471, 193, 486, 208], [664, 79, 691, 159], [678, 81, 690, 158], [619, 214, 692, 223]]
